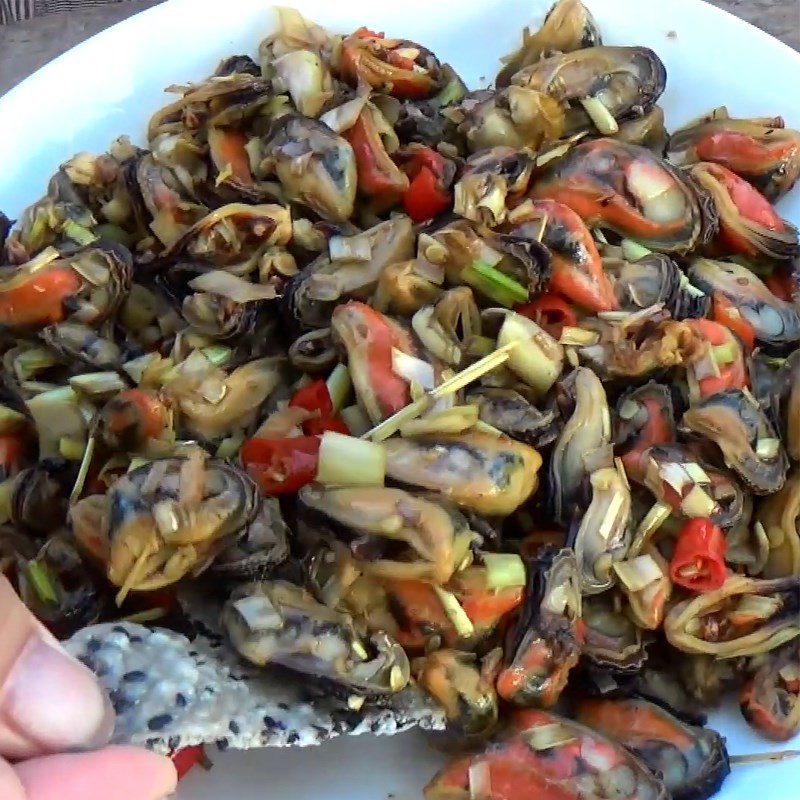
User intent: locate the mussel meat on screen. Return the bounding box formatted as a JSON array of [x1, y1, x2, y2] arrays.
[[756, 469, 800, 577], [582, 592, 648, 672], [467, 388, 559, 448]]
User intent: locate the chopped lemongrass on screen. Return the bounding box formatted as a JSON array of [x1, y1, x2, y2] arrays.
[[26, 386, 86, 459], [615, 456, 631, 491], [483, 553, 526, 590], [316, 432, 386, 487], [201, 345, 232, 367], [498, 313, 563, 396], [347, 695, 366, 711], [756, 438, 781, 459], [461, 260, 529, 307], [620, 239, 652, 261], [469, 761, 492, 800], [630, 500, 672, 557], [389, 664, 407, 692], [326, 363, 352, 412], [351, 641, 369, 661], [613, 554, 663, 593], [452, 531, 476, 573], [559, 326, 600, 347], [216, 433, 244, 460], [392, 348, 435, 391], [59, 436, 87, 461], [26, 560, 58, 604], [730, 751, 800, 765], [340, 404, 372, 437], [62, 219, 98, 246], [69, 436, 96, 504], [580, 96, 619, 134], [400, 405, 479, 437], [680, 485, 717, 517], [434, 586, 474, 638], [69, 372, 128, 396], [0, 405, 26, 434], [523, 723, 578, 751], [683, 462, 711, 484], [329, 233, 372, 262], [122, 353, 159, 383]]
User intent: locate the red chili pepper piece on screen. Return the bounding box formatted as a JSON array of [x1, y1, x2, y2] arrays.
[[669, 518, 728, 593], [399, 147, 453, 222], [711, 293, 756, 350], [171, 745, 212, 781], [515, 294, 577, 339], [0, 432, 25, 477], [289, 379, 333, 417], [240, 436, 321, 495]]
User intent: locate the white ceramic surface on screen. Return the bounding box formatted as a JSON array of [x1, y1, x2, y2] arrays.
[[0, 0, 798, 798]]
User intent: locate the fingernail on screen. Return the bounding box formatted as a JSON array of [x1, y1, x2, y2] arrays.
[[2, 635, 115, 754]]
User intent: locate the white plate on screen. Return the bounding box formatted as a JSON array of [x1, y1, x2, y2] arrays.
[[0, 1, 798, 798]]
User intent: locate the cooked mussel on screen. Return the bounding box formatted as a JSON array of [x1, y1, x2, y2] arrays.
[[496, 0, 601, 87], [688, 162, 799, 260], [739, 640, 800, 741], [70, 456, 288, 598], [668, 107, 800, 201], [331, 300, 416, 424], [97, 389, 169, 451], [284, 216, 415, 330], [688, 258, 800, 347], [467, 387, 559, 448], [640, 444, 745, 530], [452, 148, 535, 227], [550, 367, 612, 526], [505, 199, 617, 312], [222, 580, 410, 694], [615, 106, 668, 155], [756, 469, 800, 577], [575, 697, 730, 800], [582, 592, 648, 672], [288, 327, 338, 373], [0, 242, 132, 332], [456, 87, 564, 152], [615, 383, 676, 484], [383, 431, 542, 516], [684, 319, 747, 402], [531, 139, 716, 254], [410, 287, 480, 365], [39, 322, 122, 369], [424, 708, 669, 800], [664, 574, 800, 657], [299, 484, 467, 584], [163, 203, 292, 275], [263, 115, 357, 222], [681, 389, 789, 494], [10, 461, 74, 533], [512, 47, 666, 137], [415, 649, 499, 736], [497, 547, 582, 707]]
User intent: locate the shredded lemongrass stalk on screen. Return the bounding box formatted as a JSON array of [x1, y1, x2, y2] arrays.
[[630, 500, 672, 557], [579, 96, 619, 134], [316, 432, 386, 487], [483, 553, 526, 590], [363, 343, 518, 441], [434, 586, 474, 638], [400, 405, 479, 437], [730, 751, 800, 765]]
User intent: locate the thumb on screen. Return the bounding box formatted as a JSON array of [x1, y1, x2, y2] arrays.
[[0, 576, 114, 759]]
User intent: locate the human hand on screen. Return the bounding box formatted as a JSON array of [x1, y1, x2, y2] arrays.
[[0, 576, 178, 800]]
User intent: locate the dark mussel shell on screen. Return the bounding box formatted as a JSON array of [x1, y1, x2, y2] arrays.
[[11, 460, 75, 533], [15, 534, 103, 639], [689, 258, 800, 348], [681, 389, 789, 495], [467, 388, 559, 448], [575, 697, 730, 800], [739, 640, 800, 741], [748, 349, 800, 458], [222, 579, 411, 694], [582, 592, 648, 672], [39, 322, 123, 370], [497, 547, 582, 707], [531, 139, 717, 254], [287, 327, 338, 373], [214, 54, 262, 77], [512, 46, 666, 136], [496, 0, 601, 87]]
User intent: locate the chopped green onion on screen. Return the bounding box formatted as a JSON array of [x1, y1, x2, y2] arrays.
[[680, 485, 717, 517], [483, 553, 526, 590], [461, 260, 529, 307], [27, 561, 58, 605], [630, 500, 672, 557], [498, 312, 563, 396], [201, 345, 232, 368], [434, 586, 474, 638], [26, 386, 86, 458], [620, 239, 652, 261], [62, 219, 98, 246], [316, 432, 386, 487], [326, 363, 353, 412], [435, 79, 465, 108], [712, 343, 737, 366], [13, 347, 57, 382]]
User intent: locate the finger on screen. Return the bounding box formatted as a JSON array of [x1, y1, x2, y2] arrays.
[[0, 577, 114, 759], [13, 746, 177, 800]]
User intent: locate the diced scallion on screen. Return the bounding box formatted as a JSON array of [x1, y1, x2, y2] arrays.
[[316, 432, 386, 487], [482, 553, 526, 590], [461, 260, 528, 307]]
